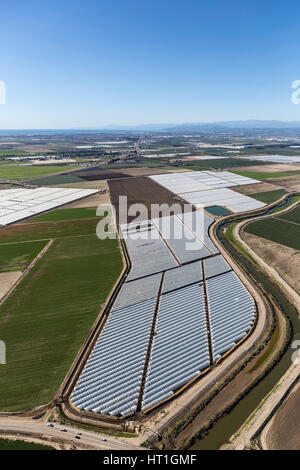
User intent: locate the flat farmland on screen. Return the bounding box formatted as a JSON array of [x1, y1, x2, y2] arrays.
[[269, 176, 300, 192], [250, 189, 287, 204], [276, 206, 300, 224], [233, 182, 282, 195], [0, 165, 79, 181], [72, 166, 183, 182], [0, 217, 100, 244], [0, 240, 47, 272], [244, 209, 300, 251], [27, 207, 98, 223], [232, 170, 298, 181], [263, 381, 300, 450], [0, 214, 123, 411], [109, 176, 193, 222], [79, 172, 133, 181], [180, 158, 268, 170], [31, 173, 85, 186]]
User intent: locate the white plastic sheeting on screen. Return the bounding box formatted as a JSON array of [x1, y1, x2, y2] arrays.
[[71, 298, 156, 416], [162, 261, 203, 293], [206, 271, 256, 361], [177, 211, 219, 255], [0, 187, 99, 225], [244, 155, 300, 163], [152, 215, 211, 263], [112, 273, 162, 311], [142, 283, 210, 410], [150, 171, 264, 213], [120, 223, 178, 281]]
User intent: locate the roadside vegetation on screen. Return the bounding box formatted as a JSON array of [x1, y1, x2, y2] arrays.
[[0, 438, 54, 450]]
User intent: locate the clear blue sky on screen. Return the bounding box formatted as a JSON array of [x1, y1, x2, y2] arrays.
[[1, 0, 300, 128]]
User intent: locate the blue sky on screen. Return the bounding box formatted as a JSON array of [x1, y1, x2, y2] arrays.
[[0, 0, 300, 128]]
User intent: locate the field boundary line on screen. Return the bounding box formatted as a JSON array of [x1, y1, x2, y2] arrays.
[[201, 261, 214, 366], [0, 239, 54, 307], [136, 272, 165, 413], [0, 232, 99, 246], [275, 217, 300, 227]]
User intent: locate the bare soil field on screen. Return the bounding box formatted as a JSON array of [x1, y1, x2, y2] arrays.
[[74, 166, 187, 182], [62, 193, 110, 208], [242, 233, 300, 295], [49, 180, 110, 206], [117, 167, 189, 176], [79, 172, 133, 181], [234, 182, 281, 195], [263, 380, 300, 450], [58, 183, 110, 208], [0, 271, 22, 299], [269, 175, 300, 191], [109, 176, 193, 222], [51, 181, 107, 190], [234, 163, 300, 173]]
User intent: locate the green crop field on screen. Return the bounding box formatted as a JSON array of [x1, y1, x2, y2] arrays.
[[30, 173, 85, 186], [244, 211, 300, 250], [250, 189, 287, 204], [0, 150, 30, 156], [0, 165, 79, 181], [28, 207, 98, 223], [276, 206, 300, 224], [180, 158, 269, 170], [0, 438, 54, 450], [0, 240, 47, 272], [0, 213, 123, 411], [232, 170, 300, 180], [0, 217, 102, 244]]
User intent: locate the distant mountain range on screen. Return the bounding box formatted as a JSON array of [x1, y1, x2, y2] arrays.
[[77, 120, 300, 132], [2, 121, 300, 134]]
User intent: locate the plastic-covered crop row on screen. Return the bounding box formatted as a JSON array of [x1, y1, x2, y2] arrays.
[[71, 298, 156, 416]]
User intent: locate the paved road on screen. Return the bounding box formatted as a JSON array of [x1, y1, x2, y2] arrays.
[[0, 419, 143, 450]]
